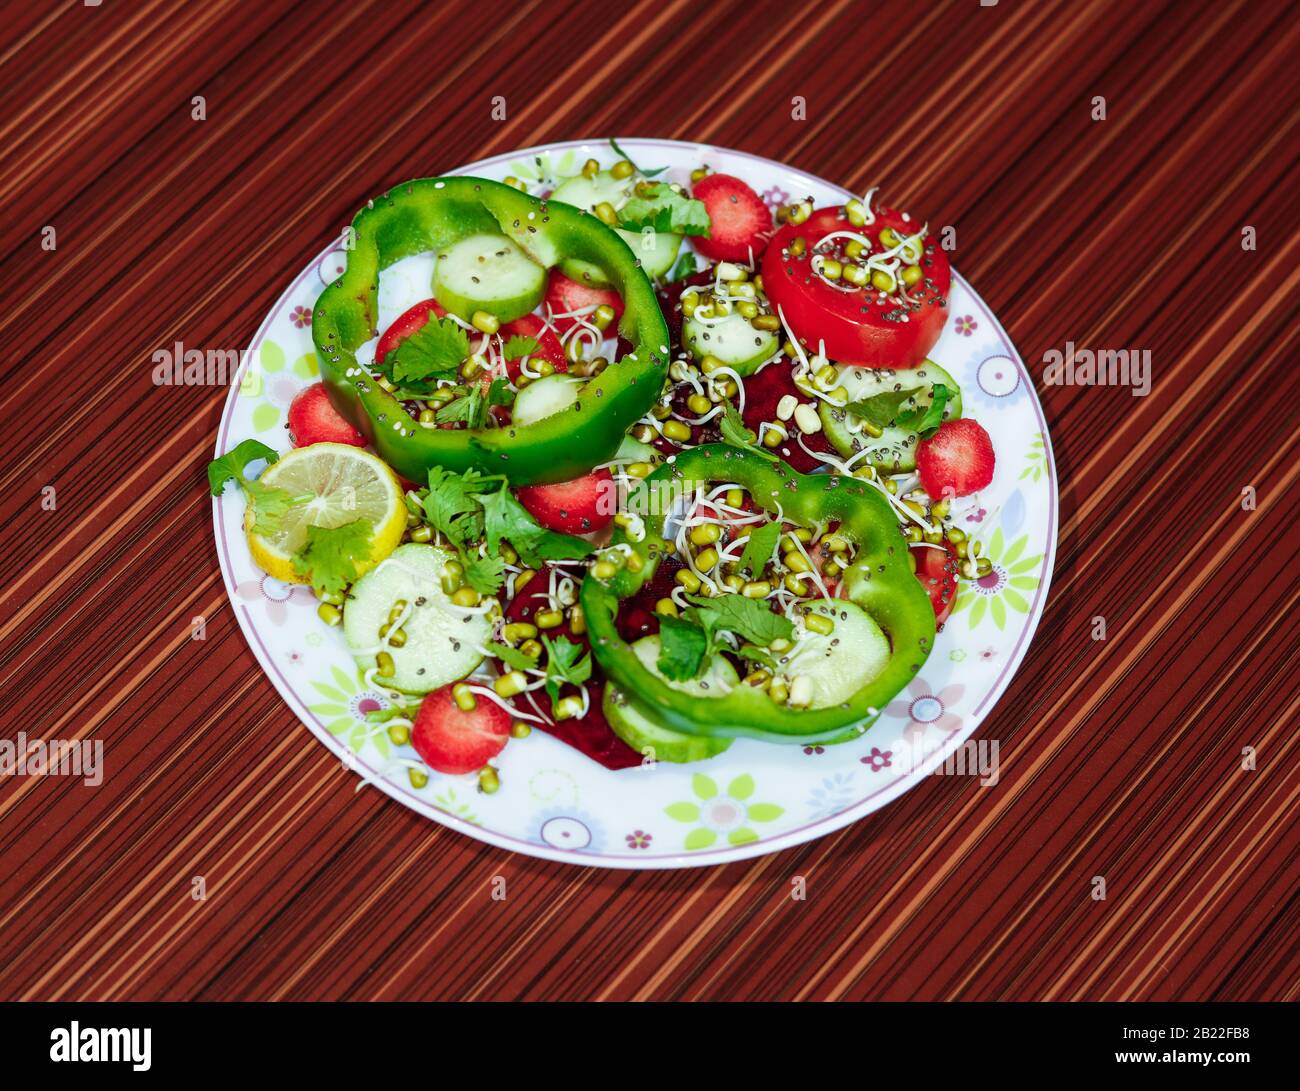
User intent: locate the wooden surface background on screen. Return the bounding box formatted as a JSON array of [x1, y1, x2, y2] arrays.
[[0, 0, 1296, 1002]]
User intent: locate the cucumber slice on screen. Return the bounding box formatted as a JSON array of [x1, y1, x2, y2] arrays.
[[614, 433, 658, 463], [343, 543, 491, 695], [603, 636, 738, 763], [818, 361, 963, 473], [552, 171, 681, 284], [432, 233, 545, 323], [511, 374, 584, 426], [781, 600, 890, 709], [682, 309, 779, 376]]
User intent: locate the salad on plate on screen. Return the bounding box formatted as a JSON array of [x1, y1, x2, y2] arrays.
[[210, 141, 1000, 801]]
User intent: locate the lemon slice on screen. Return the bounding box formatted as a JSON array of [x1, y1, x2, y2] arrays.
[[246, 443, 406, 584]]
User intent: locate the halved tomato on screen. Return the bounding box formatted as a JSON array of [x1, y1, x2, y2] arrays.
[[761, 205, 949, 368]]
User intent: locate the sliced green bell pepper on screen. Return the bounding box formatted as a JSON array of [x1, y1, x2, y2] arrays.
[[312, 177, 670, 485], [580, 444, 936, 745]]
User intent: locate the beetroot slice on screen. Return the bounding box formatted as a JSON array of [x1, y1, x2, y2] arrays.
[[741, 359, 837, 472], [502, 575, 640, 771]]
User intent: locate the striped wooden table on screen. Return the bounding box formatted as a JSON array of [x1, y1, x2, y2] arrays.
[[0, 0, 1295, 1002]]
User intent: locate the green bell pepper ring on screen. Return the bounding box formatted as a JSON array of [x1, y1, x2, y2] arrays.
[[311, 177, 671, 485], [580, 444, 936, 745]]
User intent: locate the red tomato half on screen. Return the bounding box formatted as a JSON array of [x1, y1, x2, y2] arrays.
[[762, 205, 950, 368]]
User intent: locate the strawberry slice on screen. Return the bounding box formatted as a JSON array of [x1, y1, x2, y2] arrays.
[[543, 269, 623, 335], [287, 382, 366, 447], [515, 468, 615, 534], [691, 174, 773, 263], [913, 542, 959, 625], [916, 418, 995, 499], [411, 683, 511, 775]]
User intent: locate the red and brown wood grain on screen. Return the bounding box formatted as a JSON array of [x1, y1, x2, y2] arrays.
[[0, 0, 1295, 1001]]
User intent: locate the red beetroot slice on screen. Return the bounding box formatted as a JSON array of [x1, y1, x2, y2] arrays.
[[741, 359, 836, 472], [503, 576, 640, 771]]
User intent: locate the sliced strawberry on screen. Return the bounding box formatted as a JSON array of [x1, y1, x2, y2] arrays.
[[741, 359, 836, 472], [691, 174, 773, 263], [411, 683, 510, 775], [544, 269, 623, 335], [916, 418, 995, 499], [287, 382, 366, 447], [515, 468, 615, 534], [913, 542, 959, 626], [499, 313, 565, 380]]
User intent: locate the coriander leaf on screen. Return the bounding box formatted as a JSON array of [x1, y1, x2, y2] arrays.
[[737, 520, 781, 579], [719, 401, 773, 459], [541, 634, 592, 708], [656, 614, 708, 681], [385, 314, 469, 385], [208, 439, 307, 535], [478, 483, 592, 566], [685, 593, 794, 648], [207, 438, 278, 495], [488, 641, 538, 671], [242, 477, 309, 536], [462, 552, 507, 595], [844, 385, 938, 433], [434, 385, 487, 429], [617, 183, 710, 237], [423, 465, 484, 542], [666, 251, 699, 283], [609, 137, 668, 178], [488, 378, 516, 407], [292, 519, 374, 597], [501, 334, 540, 359], [895, 383, 948, 439]]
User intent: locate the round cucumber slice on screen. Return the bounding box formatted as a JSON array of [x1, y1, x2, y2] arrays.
[[683, 309, 779, 376], [343, 543, 491, 695], [779, 600, 890, 709], [432, 233, 545, 323], [603, 636, 738, 763], [819, 360, 963, 473], [511, 374, 584, 426], [552, 171, 681, 285], [551, 171, 636, 215]]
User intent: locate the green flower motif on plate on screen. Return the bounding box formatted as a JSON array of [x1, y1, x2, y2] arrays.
[[433, 786, 479, 826], [1019, 432, 1047, 483], [665, 773, 784, 850], [307, 664, 394, 760], [506, 149, 578, 193], [949, 527, 1042, 630]]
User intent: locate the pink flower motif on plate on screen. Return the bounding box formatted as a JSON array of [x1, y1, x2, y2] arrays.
[[955, 315, 978, 336], [887, 679, 965, 739], [290, 306, 312, 328], [235, 575, 315, 626], [861, 747, 893, 772]]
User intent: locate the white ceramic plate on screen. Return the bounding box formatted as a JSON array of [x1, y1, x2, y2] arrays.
[[212, 139, 1057, 869]]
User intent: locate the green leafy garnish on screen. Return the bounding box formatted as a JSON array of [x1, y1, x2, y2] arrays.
[[478, 483, 591, 567], [423, 466, 489, 547], [657, 614, 709, 682], [292, 518, 375, 596], [666, 251, 699, 283], [462, 552, 507, 595], [488, 378, 516, 407], [435, 385, 487, 429], [385, 314, 469, 385], [488, 641, 538, 671], [207, 438, 308, 535], [617, 182, 710, 237], [737, 520, 781, 579], [718, 402, 773, 460], [542, 634, 592, 709], [609, 137, 668, 178], [845, 383, 949, 439], [735, 643, 778, 670], [685, 593, 794, 648], [502, 334, 540, 360]]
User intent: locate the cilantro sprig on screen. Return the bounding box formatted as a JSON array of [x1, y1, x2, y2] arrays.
[[844, 383, 950, 439], [382, 313, 469, 387], [617, 182, 710, 237], [207, 438, 308, 535], [542, 634, 592, 709], [292, 519, 375, 597], [608, 137, 669, 179], [654, 592, 796, 681]]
